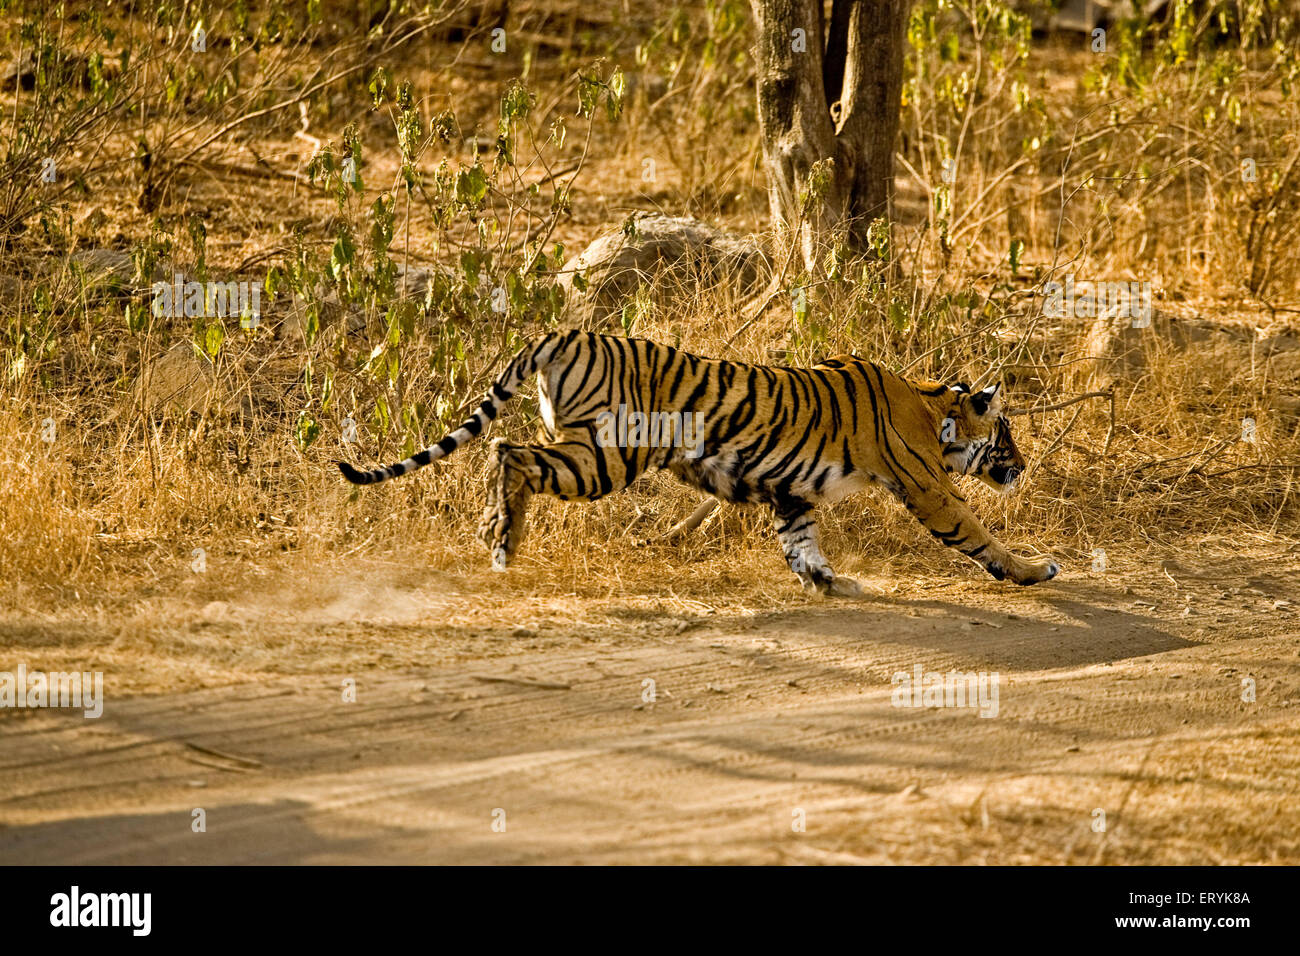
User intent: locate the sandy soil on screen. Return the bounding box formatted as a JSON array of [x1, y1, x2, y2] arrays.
[[2, 551, 1298, 865]]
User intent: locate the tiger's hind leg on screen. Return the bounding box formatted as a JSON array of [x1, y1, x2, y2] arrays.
[[898, 483, 1059, 585], [477, 435, 638, 571], [477, 439, 537, 571], [772, 498, 862, 598]]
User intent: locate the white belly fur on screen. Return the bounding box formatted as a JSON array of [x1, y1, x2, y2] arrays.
[[538, 377, 556, 431]]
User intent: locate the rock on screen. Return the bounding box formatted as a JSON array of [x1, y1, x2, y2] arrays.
[[0, 52, 37, 90], [393, 262, 450, 303], [624, 71, 669, 102], [138, 341, 223, 414], [1269, 351, 1300, 382], [279, 291, 364, 344], [68, 248, 173, 293], [556, 214, 772, 329], [1, 51, 110, 91], [1260, 331, 1300, 355], [1083, 308, 1247, 387], [1045, 1, 1170, 34], [200, 601, 232, 622], [1268, 392, 1300, 426], [69, 249, 134, 290]]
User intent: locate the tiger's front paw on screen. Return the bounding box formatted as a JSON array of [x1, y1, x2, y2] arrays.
[[1004, 556, 1060, 586], [827, 575, 863, 598]]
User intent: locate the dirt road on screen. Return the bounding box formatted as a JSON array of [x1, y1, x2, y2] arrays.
[[2, 560, 1298, 864]]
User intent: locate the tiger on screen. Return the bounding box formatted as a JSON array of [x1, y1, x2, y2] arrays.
[[337, 330, 1060, 595]]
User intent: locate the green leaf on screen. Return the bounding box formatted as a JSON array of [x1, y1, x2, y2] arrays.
[[304, 304, 319, 347], [460, 249, 481, 285], [295, 411, 321, 451], [455, 165, 489, 206], [1009, 239, 1024, 276], [330, 230, 356, 282], [367, 67, 389, 108], [203, 322, 225, 358], [888, 300, 909, 332], [605, 69, 625, 121]]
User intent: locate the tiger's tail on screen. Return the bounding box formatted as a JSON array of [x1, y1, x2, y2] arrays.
[[336, 332, 569, 486]]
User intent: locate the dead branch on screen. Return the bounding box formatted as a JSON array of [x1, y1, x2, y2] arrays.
[[1008, 389, 1112, 416]]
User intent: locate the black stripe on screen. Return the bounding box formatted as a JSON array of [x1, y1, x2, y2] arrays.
[[869, 364, 945, 488], [665, 351, 691, 404], [839, 367, 860, 435], [543, 448, 584, 497]]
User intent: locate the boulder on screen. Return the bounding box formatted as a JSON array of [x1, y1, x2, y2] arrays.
[[138, 342, 223, 414], [556, 214, 772, 328]]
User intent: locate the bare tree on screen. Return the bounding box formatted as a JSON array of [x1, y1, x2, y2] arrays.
[[751, 0, 912, 269]]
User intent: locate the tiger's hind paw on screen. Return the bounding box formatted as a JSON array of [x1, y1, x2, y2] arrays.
[[801, 572, 863, 599]]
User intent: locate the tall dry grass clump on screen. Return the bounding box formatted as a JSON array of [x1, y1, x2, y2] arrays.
[[0, 402, 96, 587]]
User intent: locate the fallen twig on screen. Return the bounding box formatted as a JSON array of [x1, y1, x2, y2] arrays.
[[469, 674, 571, 690], [1199, 462, 1300, 479], [184, 742, 264, 769], [667, 498, 720, 536], [182, 755, 251, 773]]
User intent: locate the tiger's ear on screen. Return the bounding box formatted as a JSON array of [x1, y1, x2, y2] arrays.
[[970, 383, 1002, 417]]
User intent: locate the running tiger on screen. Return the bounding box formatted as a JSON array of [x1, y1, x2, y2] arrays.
[[338, 331, 1060, 594]]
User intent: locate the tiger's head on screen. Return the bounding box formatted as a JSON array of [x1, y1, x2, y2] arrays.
[[939, 383, 1026, 494]]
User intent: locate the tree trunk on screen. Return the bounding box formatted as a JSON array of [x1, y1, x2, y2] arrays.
[[751, 0, 911, 270]]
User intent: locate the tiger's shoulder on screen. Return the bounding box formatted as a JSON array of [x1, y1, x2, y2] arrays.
[[811, 353, 951, 399]]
